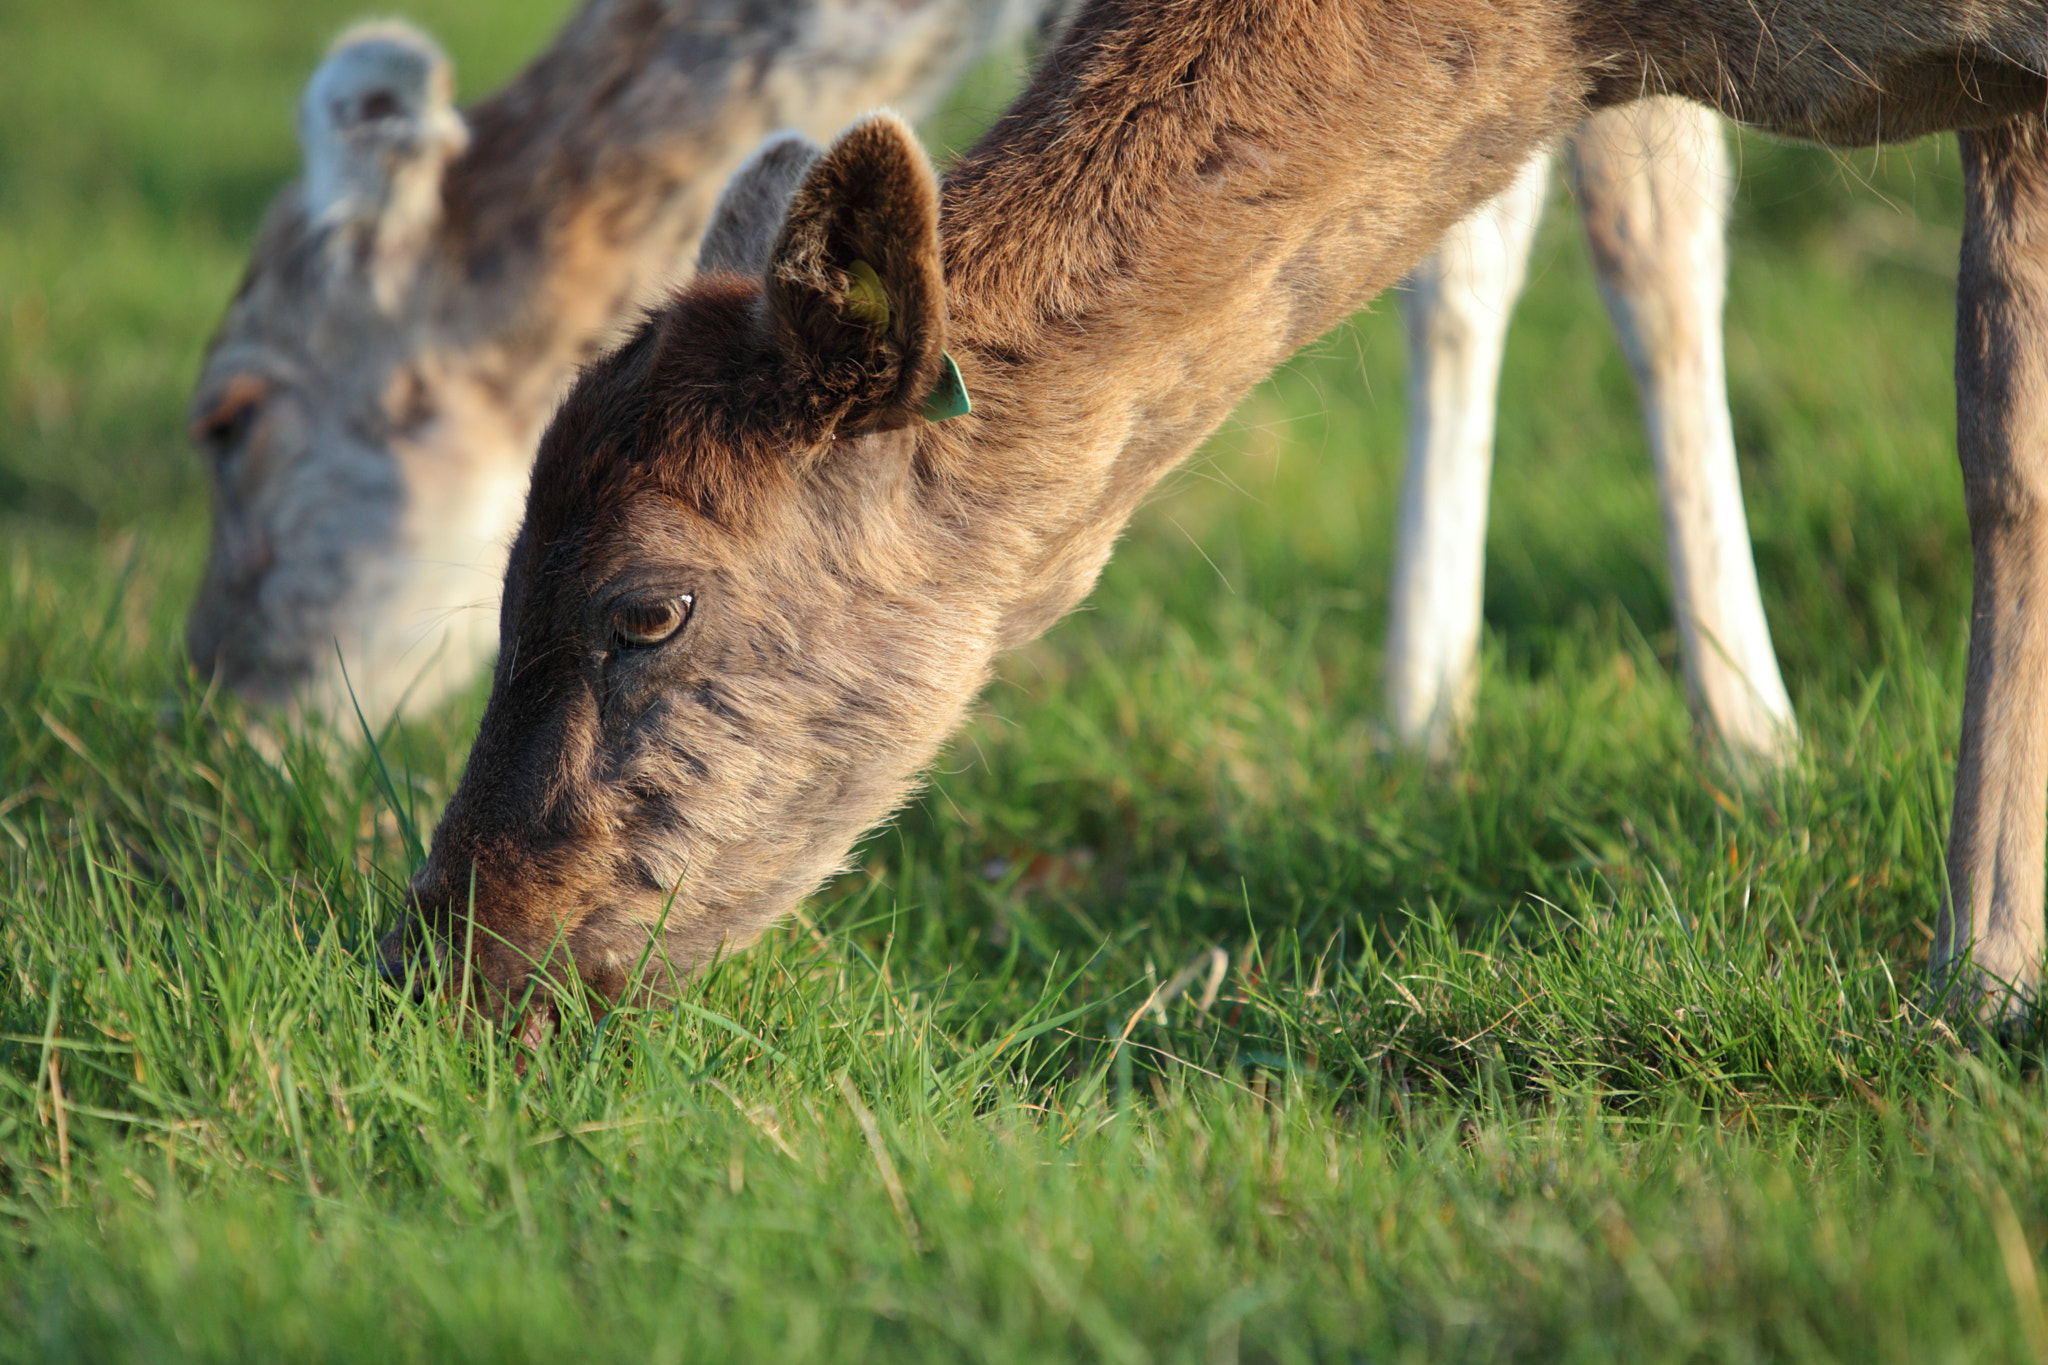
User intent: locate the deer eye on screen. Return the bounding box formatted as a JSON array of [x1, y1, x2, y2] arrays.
[[190, 375, 269, 462], [610, 594, 693, 650]]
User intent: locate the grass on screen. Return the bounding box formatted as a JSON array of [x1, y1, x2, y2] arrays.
[[5, 1, 2046, 1360]]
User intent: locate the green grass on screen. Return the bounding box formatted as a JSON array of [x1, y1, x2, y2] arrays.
[[5, 2, 2045, 1360]]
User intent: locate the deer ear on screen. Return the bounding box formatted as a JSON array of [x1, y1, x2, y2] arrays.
[[697, 132, 823, 278], [296, 21, 469, 312], [762, 113, 948, 438]]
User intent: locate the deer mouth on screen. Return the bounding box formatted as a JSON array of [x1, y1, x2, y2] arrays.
[[381, 863, 704, 1015], [185, 595, 322, 710]]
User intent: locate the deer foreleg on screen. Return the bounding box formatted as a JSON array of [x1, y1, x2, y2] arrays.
[[1572, 98, 1796, 769], [1386, 152, 1550, 759], [1937, 119, 2048, 1017]]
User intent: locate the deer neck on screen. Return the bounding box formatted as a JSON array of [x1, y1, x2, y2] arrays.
[[927, 0, 1584, 645]]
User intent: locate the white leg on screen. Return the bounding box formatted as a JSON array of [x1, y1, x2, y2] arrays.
[[1386, 152, 1551, 759], [1571, 98, 1797, 768]]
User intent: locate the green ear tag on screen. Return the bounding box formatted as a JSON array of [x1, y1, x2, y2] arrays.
[[843, 260, 891, 330], [921, 351, 972, 423]]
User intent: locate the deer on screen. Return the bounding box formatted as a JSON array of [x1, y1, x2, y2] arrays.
[[186, 1, 1791, 769], [1394, 97, 1796, 768], [384, 0, 2048, 1024], [184, 0, 1051, 728]]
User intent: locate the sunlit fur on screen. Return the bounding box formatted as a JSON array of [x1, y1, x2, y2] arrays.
[[400, 0, 2048, 1016]]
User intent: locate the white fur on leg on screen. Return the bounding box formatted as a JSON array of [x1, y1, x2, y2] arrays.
[[1572, 99, 1797, 767], [1386, 152, 1551, 758]]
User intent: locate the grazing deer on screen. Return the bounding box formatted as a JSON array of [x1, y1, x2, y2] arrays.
[[1393, 98, 1796, 767], [185, 0, 1048, 726], [390, 0, 2048, 1022]]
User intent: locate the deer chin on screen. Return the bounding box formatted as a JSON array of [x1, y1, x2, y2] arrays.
[[191, 542, 483, 735], [283, 475, 525, 730]]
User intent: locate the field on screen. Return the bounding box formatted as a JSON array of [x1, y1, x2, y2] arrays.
[[5, 0, 2047, 1360]]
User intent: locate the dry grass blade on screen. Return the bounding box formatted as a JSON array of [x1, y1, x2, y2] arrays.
[[709, 1078, 802, 1162], [48, 1053, 70, 1207], [1196, 947, 1230, 1012], [1984, 1179, 2048, 1365], [1112, 947, 1226, 1064]]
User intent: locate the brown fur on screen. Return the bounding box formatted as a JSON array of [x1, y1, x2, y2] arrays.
[[1942, 118, 2048, 1011], [395, 0, 2048, 1018]]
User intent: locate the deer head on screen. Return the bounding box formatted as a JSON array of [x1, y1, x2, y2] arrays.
[[186, 22, 525, 725], [386, 116, 1002, 1011]]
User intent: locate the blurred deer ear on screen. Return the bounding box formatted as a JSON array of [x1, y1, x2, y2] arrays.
[[762, 113, 948, 439], [296, 21, 468, 312], [697, 132, 823, 278]]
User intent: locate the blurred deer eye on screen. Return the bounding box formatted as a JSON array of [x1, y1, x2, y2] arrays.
[[611, 594, 693, 650], [198, 406, 257, 458], [190, 374, 270, 461]]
